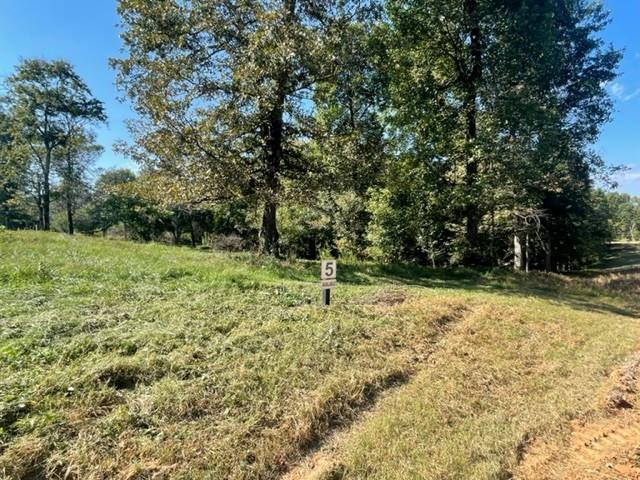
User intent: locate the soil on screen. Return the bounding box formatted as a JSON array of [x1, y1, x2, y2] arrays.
[[517, 353, 640, 480]]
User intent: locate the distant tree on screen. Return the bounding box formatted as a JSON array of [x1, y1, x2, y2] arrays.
[[4, 59, 106, 230], [0, 109, 35, 228], [606, 192, 640, 241], [54, 130, 103, 234], [91, 168, 139, 236]]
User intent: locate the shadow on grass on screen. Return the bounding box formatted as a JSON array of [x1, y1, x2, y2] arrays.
[[589, 244, 640, 272], [353, 264, 640, 319], [198, 245, 640, 320], [364, 266, 640, 321], [274, 260, 640, 319]]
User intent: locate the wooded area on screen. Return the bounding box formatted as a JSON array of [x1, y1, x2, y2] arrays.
[[0, 0, 636, 270]]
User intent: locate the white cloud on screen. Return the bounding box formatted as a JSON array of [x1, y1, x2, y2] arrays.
[[623, 88, 640, 102], [609, 82, 640, 102], [616, 170, 640, 182], [611, 82, 625, 97]]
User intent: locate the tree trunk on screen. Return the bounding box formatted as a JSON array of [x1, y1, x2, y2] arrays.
[[190, 219, 197, 247], [66, 197, 74, 235], [464, 102, 479, 262], [36, 179, 44, 230], [462, 0, 483, 264], [525, 232, 530, 273], [514, 233, 525, 271], [261, 201, 279, 255], [259, 128, 282, 254], [430, 239, 437, 269], [258, 0, 296, 256], [545, 237, 553, 272], [42, 149, 52, 231], [172, 223, 180, 245], [43, 177, 51, 231], [489, 206, 496, 265], [66, 149, 74, 235]]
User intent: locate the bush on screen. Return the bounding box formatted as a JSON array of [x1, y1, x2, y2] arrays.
[[333, 192, 371, 259], [203, 233, 246, 252], [278, 202, 334, 259]]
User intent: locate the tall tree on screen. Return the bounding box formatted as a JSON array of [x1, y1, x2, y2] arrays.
[[462, 0, 483, 262], [54, 129, 103, 234], [490, 0, 620, 269], [384, 0, 495, 263], [4, 59, 105, 230], [382, 0, 619, 267], [113, 0, 377, 255]]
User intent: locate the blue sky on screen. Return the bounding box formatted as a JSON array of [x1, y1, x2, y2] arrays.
[[0, 0, 136, 172], [1, 0, 639, 193], [594, 0, 640, 195]]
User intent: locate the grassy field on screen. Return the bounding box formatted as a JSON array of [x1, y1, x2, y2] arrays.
[[1, 231, 640, 479]]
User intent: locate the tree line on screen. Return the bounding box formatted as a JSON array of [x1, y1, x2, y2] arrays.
[[0, 0, 634, 270], [606, 192, 640, 242]]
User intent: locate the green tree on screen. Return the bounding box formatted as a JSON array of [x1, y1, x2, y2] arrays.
[[113, 0, 377, 255], [54, 129, 103, 234], [384, 0, 491, 263], [381, 0, 619, 268], [91, 168, 140, 236], [4, 59, 105, 230], [606, 191, 640, 241], [0, 109, 34, 228]]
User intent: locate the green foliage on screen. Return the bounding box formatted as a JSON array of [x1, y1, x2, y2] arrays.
[[367, 156, 454, 265], [113, 0, 380, 254], [278, 201, 334, 260], [375, 0, 620, 268], [54, 129, 103, 234], [0, 1, 624, 269], [0, 110, 35, 229], [87, 169, 226, 245], [605, 191, 640, 241], [332, 191, 372, 259], [2, 59, 106, 231], [89, 168, 138, 234]]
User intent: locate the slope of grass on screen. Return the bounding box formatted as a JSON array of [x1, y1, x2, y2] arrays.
[[340, 297, 639, 479], [1, 231, 639, 479]]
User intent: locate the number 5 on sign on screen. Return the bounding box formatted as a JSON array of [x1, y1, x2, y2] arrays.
[[321, 260, 336, 281], [320, 260, 337, 306]]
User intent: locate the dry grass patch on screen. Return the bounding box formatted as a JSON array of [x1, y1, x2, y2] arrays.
[[581, 269, 640, 298], [337, 296, 640, 479]]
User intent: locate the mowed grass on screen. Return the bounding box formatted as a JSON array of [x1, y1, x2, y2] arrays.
[[1, 231, 640, 479], [335, 246, 640, 479]]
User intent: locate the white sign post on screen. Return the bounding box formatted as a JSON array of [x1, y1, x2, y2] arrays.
[[320, 259, 337, 306]]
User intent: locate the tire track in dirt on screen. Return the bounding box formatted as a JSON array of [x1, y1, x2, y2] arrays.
[[517, 352, 640, 480]]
